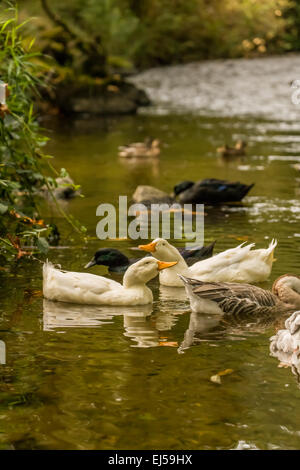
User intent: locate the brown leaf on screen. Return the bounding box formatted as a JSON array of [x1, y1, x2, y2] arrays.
[[210, 368, 234, 384], [159, 341, 178, 347]]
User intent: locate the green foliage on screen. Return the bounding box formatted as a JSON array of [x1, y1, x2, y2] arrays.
[[130, 0, 291, 67], [19, 0, 293, 72], [282, 0, 300, 51], [0, 4, 85, 263]]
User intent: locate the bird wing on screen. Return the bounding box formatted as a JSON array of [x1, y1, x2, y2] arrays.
[[43, 263, 122, 301], [59, 271, 121, 295], [188, 243, 255, 275], [184, 277, 277, 317], [286, 311, 300, 335]]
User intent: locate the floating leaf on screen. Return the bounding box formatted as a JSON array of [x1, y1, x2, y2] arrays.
[[210, 374, 222, 384], [228, 235, 249, 241], [159, 341, 178, 347], [210, 369, 234, 384], [218, 368, 234, 376]]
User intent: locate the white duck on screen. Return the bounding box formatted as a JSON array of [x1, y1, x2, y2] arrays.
[[270, 311, 300, 383], [270, 311, 300, 360], [43, 257, 177, 306], [138, 238, 277, 287]]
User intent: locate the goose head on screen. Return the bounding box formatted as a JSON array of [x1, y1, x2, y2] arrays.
[[85, 248, 129, 269], [123, 257, 177, 287], [273, 275, 300, 309], [138, 238, 184, 263], [173, 181, 194, 197]]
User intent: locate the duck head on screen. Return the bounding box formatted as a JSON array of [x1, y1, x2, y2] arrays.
[[138, 238, 184, 263], [144, 137, 160, 149], [85, 248, 130, 269], [123, 257, 177, 287], [151, 138, 160, 149], [273, 275, 300, 309], [173, 181, 194, 197], [235, 140, 247, 150]]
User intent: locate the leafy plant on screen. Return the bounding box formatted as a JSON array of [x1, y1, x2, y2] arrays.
[[0, 3, 86, 263], [19, 0, 293, 72]]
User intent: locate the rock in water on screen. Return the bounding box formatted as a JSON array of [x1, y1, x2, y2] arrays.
[[132, 185, 174, 205], [55, 81, 150, 115]]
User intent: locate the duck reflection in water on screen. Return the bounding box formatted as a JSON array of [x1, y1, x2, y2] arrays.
[[125, 305, 185, 348], [159, 285, 188, 303], [119, 154, 160, 178], [123, 306, 157, 348], [43, 300, 182, 349], [43, 299, 125, 331], [179, 309, 283, 353]]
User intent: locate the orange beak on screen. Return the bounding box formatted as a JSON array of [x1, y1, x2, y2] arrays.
[[138, 241, 157, 253], [157, 260, 177, 271]]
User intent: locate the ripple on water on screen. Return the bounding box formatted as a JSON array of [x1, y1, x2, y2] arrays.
[[130, 55, 300, 120]]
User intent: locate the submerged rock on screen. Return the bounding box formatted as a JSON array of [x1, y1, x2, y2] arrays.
[[41, 176, 80, 200], [132, 185, 174, 205], [55, 80, 150, 115]]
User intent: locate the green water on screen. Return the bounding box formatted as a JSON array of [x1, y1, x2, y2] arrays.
[[1, 112, 300, 450]]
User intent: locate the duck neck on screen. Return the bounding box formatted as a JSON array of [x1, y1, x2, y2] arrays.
[[275, 277, 300, 309], [123, 272, 145, 289], [159, 253, 189, 286], [109, 263, 129, 273], [177, 256, 189, 271], [282, 288, 300, 309]]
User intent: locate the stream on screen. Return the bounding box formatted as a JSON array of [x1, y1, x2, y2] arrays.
[[1, 55, 300, 449]]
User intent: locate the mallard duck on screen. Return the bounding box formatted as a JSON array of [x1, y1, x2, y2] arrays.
[[118, 138, 160, 158], [179, 241, 216, 265], [179, 274, 300, 316], [138, 238, 277, 287], [173, 179, 254, 204], [43, 257, 177, 306], [85, 248, 141, 273], [217, 140, 247, 157], [84, 242, 216, 273]]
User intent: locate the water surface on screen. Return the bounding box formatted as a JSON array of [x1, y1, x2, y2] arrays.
[[1, 56, 300, 450]]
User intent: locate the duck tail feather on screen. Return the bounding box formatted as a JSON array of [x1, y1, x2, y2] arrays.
[[43, 259, 53, 275], [237, 241, 255, 251], [43, 260, 62, 280], [266, 239, 277, 263], [241, 182, 254, 198]]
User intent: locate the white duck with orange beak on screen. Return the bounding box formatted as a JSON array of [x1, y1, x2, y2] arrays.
[[43, 257, 177, 306], [139, 238, 277, 287]]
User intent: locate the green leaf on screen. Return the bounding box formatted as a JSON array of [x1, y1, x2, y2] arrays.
[[0, 203, 8, 215], [37, 237, 49, 254]]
